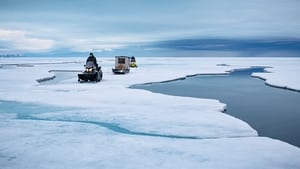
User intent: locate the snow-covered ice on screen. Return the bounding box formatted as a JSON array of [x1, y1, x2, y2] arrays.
[[1, 57, 300, 169]]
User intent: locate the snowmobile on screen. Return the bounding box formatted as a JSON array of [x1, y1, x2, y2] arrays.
[[112, 56, 130, 74], [78, 61, 103, 82]]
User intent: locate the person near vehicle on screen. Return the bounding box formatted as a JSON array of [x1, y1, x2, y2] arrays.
[[86, 52, 99, 70]]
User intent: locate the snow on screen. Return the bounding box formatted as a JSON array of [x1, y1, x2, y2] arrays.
[[1, 57, 300, 169]]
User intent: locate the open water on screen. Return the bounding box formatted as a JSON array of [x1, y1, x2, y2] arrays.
[[131, 67, 300, 147]]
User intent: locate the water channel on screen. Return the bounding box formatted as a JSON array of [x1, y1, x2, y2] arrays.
[[131, 67, 300, 147]]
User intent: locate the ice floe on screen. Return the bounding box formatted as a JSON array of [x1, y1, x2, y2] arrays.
[[1, 56, 300, 169]]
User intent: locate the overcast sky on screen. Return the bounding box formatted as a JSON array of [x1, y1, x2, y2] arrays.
[[1, 0, 300, 56]]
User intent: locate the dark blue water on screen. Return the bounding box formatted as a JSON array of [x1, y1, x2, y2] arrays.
[[131, 67, 300, 147]]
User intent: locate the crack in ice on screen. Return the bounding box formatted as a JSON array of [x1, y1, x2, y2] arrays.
[[19, 115, 254, 140]]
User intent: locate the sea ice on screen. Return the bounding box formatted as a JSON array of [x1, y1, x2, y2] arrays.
[[0, 57, 300, 169]]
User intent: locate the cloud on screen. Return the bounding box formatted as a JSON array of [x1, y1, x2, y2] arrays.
[[0, 29, 55, 53], [56, 34, 159, 53], [1, 0, 300, 55], [148, 38, 300, 56]]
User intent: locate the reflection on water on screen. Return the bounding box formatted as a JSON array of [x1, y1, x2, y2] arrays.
[[132, 67, 300, 148]]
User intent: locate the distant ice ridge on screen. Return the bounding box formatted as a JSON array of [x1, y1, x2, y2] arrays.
[[0, 57, 300, 169]]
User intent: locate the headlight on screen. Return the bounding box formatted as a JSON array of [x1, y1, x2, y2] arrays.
[[86, 68, 93, 72]]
